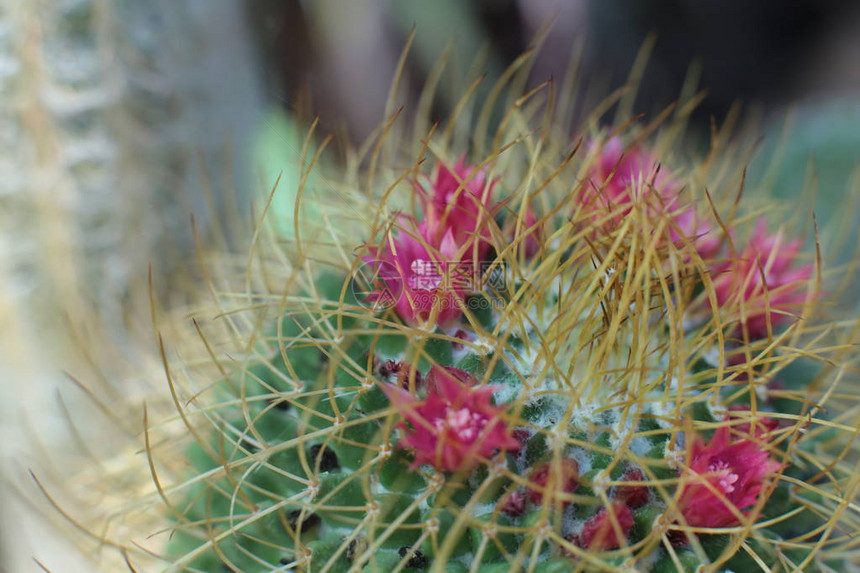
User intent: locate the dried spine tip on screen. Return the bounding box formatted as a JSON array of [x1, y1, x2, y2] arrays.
[[398, 546, 429, 569], [309, 444, 340, 472]]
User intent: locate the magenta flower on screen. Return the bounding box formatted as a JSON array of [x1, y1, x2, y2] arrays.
[[584, 137, 725, 263], [677, 426, 781, 529], [582, 137, 676, 231], [418, 158, 496, 259], [364, 217, 467, 326], [581, 502, 635, 550], [711, 219, 814, 337], [382, 365, 520, 472], [670, 207, 723, 261], [363, 158, 501, 326]]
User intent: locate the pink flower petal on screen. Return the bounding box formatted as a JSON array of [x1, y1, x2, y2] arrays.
[[677, 427, 781, 529]]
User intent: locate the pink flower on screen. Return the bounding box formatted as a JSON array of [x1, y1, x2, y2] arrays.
[[364, 217, 467, 326], [363, 158, 501, 326], [418, 158, 496, 259], [711, 219, 814, 338], [677, 426, 781, 529], [581, 137, 676, 232], [526, 458, 580, 506], [670, 207, 723, 261], [382, 365, 520, 472], [584, 137, 724, 263], [581, 502, 635, 550]]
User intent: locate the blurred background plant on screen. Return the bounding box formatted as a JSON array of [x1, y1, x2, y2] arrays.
[[2, 1, 860, 571], [0, 1, 263, 570]]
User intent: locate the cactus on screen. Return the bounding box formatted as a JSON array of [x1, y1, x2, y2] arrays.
[[152, 114, 860, 572], [0, 3, 262, 569], [47, 53, 859, 573], [0, 0, 262, 322]]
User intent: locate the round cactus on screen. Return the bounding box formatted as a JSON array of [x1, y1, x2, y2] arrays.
[[46, 55, 860, 573]]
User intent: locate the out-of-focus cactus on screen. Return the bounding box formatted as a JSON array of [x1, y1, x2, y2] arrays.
[[0, 2, 262, 570], [0, 0, 262, 324], [46, 51, 860, 573]]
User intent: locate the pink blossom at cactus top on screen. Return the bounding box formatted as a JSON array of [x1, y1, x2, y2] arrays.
[[677, 426, 781, 529], [711, 219, 814, 337], [583, 137, 675, 218], [583, 137, 726, 262], [364, 217, 467, 326], [365, 159, 499, 326], [670, 207, 723, 261], [581, 502, 635, 550], [382, 365, 520, 472], [419, 158, 496, 258]]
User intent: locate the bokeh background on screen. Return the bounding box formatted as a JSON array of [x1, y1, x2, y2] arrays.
[[2, 1, 859, 570]]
